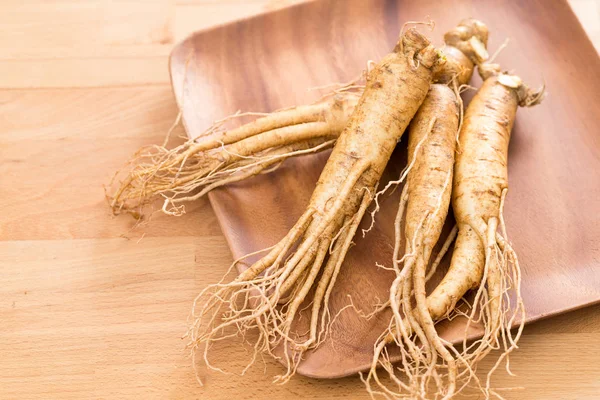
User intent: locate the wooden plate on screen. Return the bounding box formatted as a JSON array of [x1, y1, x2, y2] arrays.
[[169, 0, 600, 379]]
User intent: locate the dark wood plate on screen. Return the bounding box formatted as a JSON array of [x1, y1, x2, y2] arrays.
[[169, 0, 600, 379]]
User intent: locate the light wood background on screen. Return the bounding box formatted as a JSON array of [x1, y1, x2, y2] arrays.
[[1, 1, 598, 399]]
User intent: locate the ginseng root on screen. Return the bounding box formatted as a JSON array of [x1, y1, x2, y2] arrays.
[[365, 59, 543, 399], [363, 84, 460, 400], [188, 28, 442, 383], [426, 64, 543, 397], [108, 91, 359, 217], [363, 19, 488, 400]]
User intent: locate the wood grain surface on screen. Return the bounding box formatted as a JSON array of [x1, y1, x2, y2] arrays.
[[1, 0, 599, 399], [170, 0, 600, 380]]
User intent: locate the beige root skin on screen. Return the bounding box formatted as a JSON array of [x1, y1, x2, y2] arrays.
[[365, 22, 544, 400], [107, 92, 359, 216], [421, 70, 543, 397], [434, 46, 474, 87], [364, 84, 460, 399], [159, 137, 336, 213], [189, 28, 440, 383], [368, 72, 542, 399]]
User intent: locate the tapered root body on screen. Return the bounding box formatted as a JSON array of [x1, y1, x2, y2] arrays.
[[108, 92, 359, 216], [403, 85, 459, 248], [366, 84, 460, 399], [427, 224, 484, 320], [420, 70, 542, 397], [190, 28, 440, 382], [426, 76, 519, 321]]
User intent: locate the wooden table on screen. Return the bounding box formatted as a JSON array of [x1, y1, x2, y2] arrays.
[[1, 1, 599, 399]]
